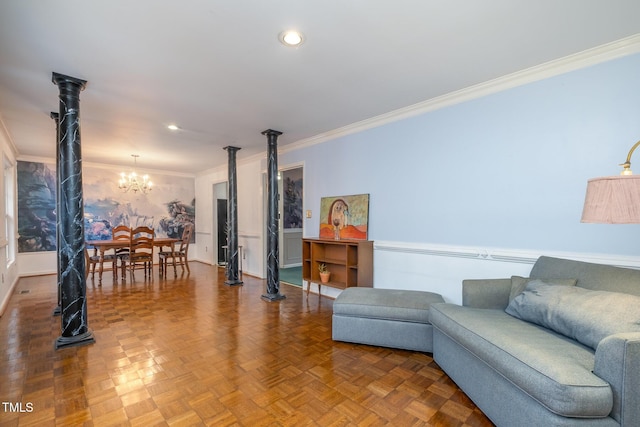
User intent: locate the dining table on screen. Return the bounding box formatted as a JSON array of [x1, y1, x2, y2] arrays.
[[86, 237, 180, 281]]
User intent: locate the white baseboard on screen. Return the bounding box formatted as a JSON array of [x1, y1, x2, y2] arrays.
[[0, 275, 19, 317]]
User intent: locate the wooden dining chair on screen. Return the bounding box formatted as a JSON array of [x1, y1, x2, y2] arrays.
[[85, 246, 100, 280], [85, 244, 117, 283], [121, 226, 155, 280], [111, 224, 131, 278], [158, 223, 194, 277]]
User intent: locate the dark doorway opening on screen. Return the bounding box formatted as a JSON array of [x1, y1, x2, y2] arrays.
[[217, 198, 227, 265]]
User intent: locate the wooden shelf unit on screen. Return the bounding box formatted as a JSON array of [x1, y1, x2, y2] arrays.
[[302, 238, 373, 294]]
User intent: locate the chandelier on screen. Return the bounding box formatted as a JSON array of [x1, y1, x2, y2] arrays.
[[118, 154, 153, 194]]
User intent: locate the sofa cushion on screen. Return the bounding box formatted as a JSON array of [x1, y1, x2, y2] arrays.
[[509, 276, 577, 302], [333, 287, 444, 323], [531, 256, 640, 296], [506, 281, 640, 350], [430, 303, 613, 418]]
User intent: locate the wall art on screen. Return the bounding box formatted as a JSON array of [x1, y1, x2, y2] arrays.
[[319, 193, 369, 240], [282, 168, 303, 229]]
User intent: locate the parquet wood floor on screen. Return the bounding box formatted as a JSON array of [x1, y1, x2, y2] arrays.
[[0, 262, 494, 426]]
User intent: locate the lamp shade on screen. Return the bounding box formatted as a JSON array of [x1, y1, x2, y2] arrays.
[[581, 175, 640, 224]]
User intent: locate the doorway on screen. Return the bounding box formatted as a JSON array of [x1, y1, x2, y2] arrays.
[[279, 167, 303, 268], [216, 199, 227, 265], [262, 165, 304, 284], [213, 182, 227, 266]]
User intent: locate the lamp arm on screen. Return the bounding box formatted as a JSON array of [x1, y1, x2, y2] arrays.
[[621, 140, 640, 171]]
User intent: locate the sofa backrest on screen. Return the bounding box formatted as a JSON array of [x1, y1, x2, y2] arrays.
[[530, 256, 640, 296]]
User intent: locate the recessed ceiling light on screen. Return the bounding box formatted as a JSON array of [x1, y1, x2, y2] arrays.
[[279, 30, 304, 47], [167, 124, 179, 131]]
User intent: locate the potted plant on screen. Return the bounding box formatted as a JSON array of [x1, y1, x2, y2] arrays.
[[318, 263, 330, 283]]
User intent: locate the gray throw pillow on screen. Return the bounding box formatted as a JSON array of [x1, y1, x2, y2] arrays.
[[509, 276, 577, 302], [506, 280, 640, 350]]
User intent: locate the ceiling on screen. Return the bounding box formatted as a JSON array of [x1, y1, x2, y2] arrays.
[[1, 1, 640, 175]]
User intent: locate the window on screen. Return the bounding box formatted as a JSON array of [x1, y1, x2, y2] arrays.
[[4, 156, 15, 265]]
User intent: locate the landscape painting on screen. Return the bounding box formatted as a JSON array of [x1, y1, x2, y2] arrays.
[[17, 160, 196, 252], [319, 193, 369, 240]]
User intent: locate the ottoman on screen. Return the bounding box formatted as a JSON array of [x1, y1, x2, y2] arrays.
[[332, 287, 445, 352]]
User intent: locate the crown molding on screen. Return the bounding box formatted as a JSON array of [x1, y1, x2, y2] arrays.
[[281, 34, 640, 155], [16, 154, 196, 178], [0, 113, 19, 160]]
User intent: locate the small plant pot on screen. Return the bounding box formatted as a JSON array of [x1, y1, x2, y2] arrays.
[[319, 272, 331, 283]]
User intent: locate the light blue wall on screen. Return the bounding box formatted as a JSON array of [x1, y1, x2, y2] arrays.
[[281, 53, 640, 256]]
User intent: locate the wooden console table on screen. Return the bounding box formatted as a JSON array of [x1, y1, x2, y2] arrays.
[[302, 238, 373, 296]]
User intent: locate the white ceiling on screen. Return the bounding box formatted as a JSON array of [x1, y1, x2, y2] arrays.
[[1, 1, 640, 174]]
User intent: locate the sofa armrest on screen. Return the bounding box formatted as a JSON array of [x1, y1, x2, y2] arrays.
[[594, 332, 640, 426], [462, 278, 511, 309]]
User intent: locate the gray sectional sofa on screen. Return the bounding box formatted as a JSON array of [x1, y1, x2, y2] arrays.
[[430, 256, 640, 427], [331, 256, 640, 425]]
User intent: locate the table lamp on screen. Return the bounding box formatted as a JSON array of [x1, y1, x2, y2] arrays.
[[582, 140, 640, 224]]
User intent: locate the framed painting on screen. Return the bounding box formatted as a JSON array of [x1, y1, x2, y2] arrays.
[[319, 193, 369, 240]]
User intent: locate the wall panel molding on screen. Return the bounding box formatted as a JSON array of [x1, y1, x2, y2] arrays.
[[239, 232, 261, 239], [375, 240, 640, 270], [370, 240, 640, 304]]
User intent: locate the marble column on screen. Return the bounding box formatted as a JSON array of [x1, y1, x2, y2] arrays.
[[261, 129, 285, 301], [52, 72, 94, 349], [224, 146, 243, 286], [51, 112, 61, 316]]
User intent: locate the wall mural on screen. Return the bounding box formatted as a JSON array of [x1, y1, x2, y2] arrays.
[[18, 160, 196, 253], [17, 161, 57, 252]]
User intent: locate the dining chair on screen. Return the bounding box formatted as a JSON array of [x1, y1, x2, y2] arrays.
[[85, 244, 117, 283], [85, 246, 100, 280], [158, 223, 194, 277], [112, 224, 131, 278], [121, 226, 155, 280]]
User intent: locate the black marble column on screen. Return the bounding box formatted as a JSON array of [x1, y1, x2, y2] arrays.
[[261, 129, 285, 302], [51, 112, 61, 316], [52, 72, 94, 349], [224, 146, 243, 286]]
